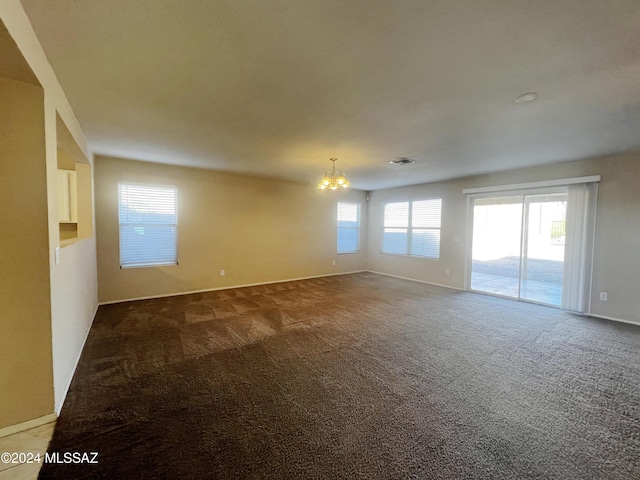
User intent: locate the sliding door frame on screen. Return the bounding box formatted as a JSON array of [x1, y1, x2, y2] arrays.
[[465, 186, 568, 307]]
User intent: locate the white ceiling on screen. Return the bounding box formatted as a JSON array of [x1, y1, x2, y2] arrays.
[[20, 0, 640, 190]]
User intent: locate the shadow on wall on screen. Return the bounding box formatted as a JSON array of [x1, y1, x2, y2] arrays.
[[108, 266, 200, 303]]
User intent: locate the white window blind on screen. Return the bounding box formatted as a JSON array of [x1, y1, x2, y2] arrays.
[[118, 184, 177, 268], [383, 202, 409, 254], [383, 199, 441, 258], [410, 199, 441, 258], [337, 202, 361, 254]]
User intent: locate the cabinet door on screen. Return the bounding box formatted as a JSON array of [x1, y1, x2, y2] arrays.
[[56, 170, 70, 222], [68, 171, 78, 222]]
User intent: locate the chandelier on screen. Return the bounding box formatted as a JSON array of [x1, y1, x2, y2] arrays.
[[317, 158, 351, 190]]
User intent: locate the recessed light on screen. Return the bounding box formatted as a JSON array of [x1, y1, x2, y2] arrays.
[[390, 158, 416, 166], [515, 92, 537, 104]]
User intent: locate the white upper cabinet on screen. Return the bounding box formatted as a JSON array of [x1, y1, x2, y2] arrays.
[[56, 169, 77, 223]]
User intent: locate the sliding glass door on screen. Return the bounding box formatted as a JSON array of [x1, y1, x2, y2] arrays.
[[470, 195, 523, 298], [520, 193, 567, 305], [470, 191, 568, 307]]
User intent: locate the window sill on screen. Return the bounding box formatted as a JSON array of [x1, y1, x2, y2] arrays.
[[120, 262, 178, 269]]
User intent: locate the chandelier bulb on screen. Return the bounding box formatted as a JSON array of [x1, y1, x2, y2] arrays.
[[317, 158, 350, 191]]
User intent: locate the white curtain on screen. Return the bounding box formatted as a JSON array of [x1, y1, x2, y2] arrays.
[[561, 182, 598, 312]]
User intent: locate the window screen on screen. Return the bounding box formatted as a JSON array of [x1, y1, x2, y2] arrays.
[[382, 199, 441, 258], [118, 184, 177, 268], [337, 202, 361, 254]]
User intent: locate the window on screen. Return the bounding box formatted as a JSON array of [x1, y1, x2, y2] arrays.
[[118, 183, 177, 268], [382, 199, 441, 258], [337, 202, 361, 254]]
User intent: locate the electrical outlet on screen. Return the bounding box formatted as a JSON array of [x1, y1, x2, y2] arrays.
[[220, 269, 225, 276], [600, 292, 607, 301]]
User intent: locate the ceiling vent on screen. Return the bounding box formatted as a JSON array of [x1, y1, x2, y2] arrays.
[[390, 157, 416, 166]]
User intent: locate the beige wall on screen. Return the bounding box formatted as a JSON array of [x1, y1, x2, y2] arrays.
[[46, 102, 98, 413], [97, 153, 639, 323], [367, 153, 640, 324], [95, 156, 367, 303], [0, 77, 54, 428], [1, 0, 98, 420]]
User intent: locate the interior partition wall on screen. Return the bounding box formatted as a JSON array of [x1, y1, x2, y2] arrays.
[[464, 177, 599, 312]]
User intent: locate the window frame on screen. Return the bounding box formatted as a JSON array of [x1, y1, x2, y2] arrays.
[[381, 198, 442, 259], [118, 182, 179, 269], [337, 202, 361, 255]]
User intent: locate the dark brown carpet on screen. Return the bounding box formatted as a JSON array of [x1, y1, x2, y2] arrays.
[[39, 273, 640, 479]]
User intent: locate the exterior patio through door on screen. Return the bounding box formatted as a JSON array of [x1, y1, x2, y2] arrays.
[[469, 190, 568, 307]]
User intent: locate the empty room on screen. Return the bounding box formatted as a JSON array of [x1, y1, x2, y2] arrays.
[[1, 1, 639, 479]]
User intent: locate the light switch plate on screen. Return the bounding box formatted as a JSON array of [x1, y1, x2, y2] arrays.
[[55, 247, 60, 265]]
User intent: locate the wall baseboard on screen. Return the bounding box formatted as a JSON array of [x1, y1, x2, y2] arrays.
[[365, 270, 464, 291], [0, 413, 57, 439], [99, 270, 368, 305], [54, 303, 99, 415], [588, 313, 640, 327], [365, 271, 640, 327]]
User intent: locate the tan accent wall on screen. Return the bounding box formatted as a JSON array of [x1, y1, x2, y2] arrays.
[[95, 156, 367, 303], [2, 1, 99, 417], [367, 153, 640, 324], [0, 77, 54, 428], [56, 146, 74, 170]]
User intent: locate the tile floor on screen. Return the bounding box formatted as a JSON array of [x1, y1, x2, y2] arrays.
[[0, 423, 55, 479]]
